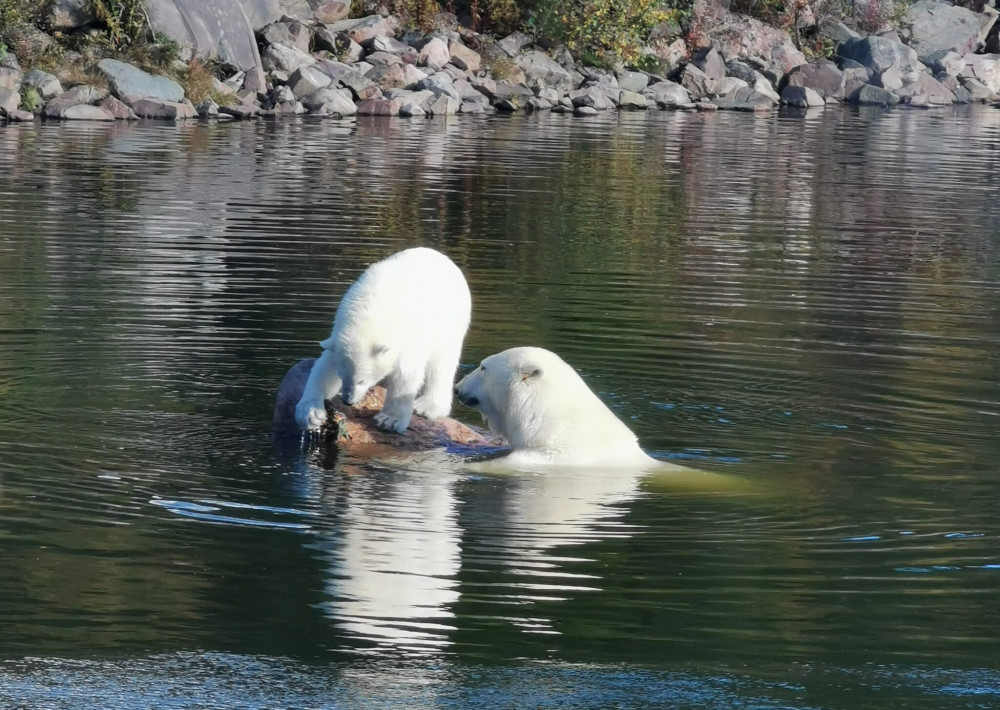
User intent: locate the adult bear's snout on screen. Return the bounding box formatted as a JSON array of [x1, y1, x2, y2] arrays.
[[454, 386, 478, 408]]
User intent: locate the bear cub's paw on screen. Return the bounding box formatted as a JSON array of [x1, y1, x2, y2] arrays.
[[373, 410, 411, 434], [295, 398, 328, 432], [413, 396, 450, 421]]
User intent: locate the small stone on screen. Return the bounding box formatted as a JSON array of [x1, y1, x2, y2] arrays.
[[574, 105, 598, 116], [398, 101, 426, 117], [426, 94, 459, 115], [402, 64, 427, 89], [618, 90, 649, 110], [366, 63, 406, 90], [219, 101, 262, 119], [4, 108, 33, 122], [325, 15, 396, 46], [849, 84, 900, 106], [262, 43, 316, 74]]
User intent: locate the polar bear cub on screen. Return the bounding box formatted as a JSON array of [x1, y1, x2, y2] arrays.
[[454, 346, 658, 468], [296, 247, 472, 434]]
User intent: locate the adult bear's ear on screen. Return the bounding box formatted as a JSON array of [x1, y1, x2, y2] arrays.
[[520, 366, 543, 382]]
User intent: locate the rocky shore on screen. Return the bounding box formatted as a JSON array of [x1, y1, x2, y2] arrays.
[[2, 0, 1000, 123]]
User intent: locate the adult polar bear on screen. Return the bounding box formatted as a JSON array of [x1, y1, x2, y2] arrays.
[[454, 346, 661, 469], [296, 247, 471, 434]]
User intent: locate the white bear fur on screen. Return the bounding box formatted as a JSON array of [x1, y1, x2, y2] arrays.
[[296, 247, 471, 434], [454, 346, 659, 468]]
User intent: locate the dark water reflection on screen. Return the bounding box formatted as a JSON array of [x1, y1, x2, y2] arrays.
[[2, 108, 1000, 707]]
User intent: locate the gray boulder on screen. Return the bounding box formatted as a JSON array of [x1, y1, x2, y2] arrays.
[[568, 86, 615, 111], [130, 98, 198, 119], [497, 32, 532, 57], [516, 51, 575, 91], [780, 85, 824, 107], [960, 75, 993, 100], [616, 70, 649, 93], [782, 59, 845, 100], [325, 15, 395, 46], [263, 43, 316, 74], [96, 59, 185, 103], [838, 36, 924, 84], [23, 69, 63, 100], [901, 0, 995, 60], [643, 80, 690, 108], [707, 12, 806, 82], [960, 53, 1000, 94], [100, 95, 138, 119], [690, 47, 726, 82], [0, 68, 22, 93], [923, 49, 965, 77], [681, 64, 715, 99], [288, 65, 332, 98], [279, 0, 349, 23], [366, 63, 406, 90], [618, 90, 649, 109], [418, 38, 451, 71], [369, 35, 414, 57], [426, 94, 460, 115], [44, 0, 95, 30], [260, 21, 313, 54], [895, 72, 956, 104], [0, 88, 19, 114], [313, 89, 358, 116], [356, 97, 399, 115], [145, 0, 277, 92], [449, 41, 481, 73], [848, 84, 900, 105], [59, 104, 115, 121]]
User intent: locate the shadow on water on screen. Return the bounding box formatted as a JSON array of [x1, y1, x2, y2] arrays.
[[3, 108, 1000, 706]]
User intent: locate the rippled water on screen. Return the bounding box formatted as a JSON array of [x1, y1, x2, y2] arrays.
[[2, 108, 1000, 708]]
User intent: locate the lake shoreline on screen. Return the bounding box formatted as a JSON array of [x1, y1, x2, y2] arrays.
[[2, 1, 1000, 125]]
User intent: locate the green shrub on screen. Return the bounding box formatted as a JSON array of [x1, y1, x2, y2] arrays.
[[19, 84, 38, 110], [526, 0, 677, 67], [91, 0, 148, 50]]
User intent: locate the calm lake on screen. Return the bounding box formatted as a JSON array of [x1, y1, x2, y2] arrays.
[[2, 107, 1000, 708]]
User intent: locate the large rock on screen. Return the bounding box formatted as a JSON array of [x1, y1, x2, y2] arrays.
[[516, 51, 575, 91], [0, 88, 19, 114], [288, 65, 332, 98], [901, 0, 995, 60], [58, 104, 115, 121], [448, 40, 481, 73], [681, 63, 715, 99], [643, 80, 690, 107], [923, 49, 965, 77], [325, 15, 395, 46], [99, 95, 138, 119], [616, 70, 649, 93], [144, 0, 277, 92], [780, 85, 824, 107], [302, 86, 357, 115], [317, 61, 380, 100], [568, 86, 615, 111], [848, 84, 899, 105], [279, 0, 349, 23], [22, 69, 62, 100], [960, 52, 1000, 94], [130, 98, 198, 119], [366, 62, 406, 90], [260, 21, 312, 54], [782, 59, 845, 100], [838, 36, 924, 84], [706, 12, 806, 82], [0, 68, 22, 93], [417, 37, 451, 71], [894, 72, 956, 104], [356, 97, 399, 115], [262, 42, 316, 74], [96, 59, 185, 103], [691, 46, 727, 82], [43, 0, 95, 30]]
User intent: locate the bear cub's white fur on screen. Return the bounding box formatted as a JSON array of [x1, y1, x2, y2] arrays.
[[296, 247, 472, 434], [454, 346, 658, 468]]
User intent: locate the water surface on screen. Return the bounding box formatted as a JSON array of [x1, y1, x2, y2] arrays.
[[2, 107, 1000, 707]]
